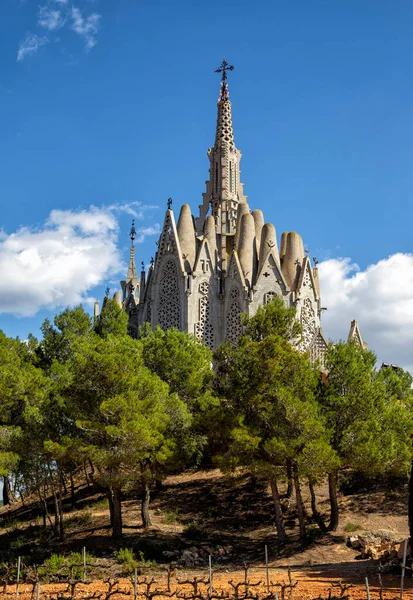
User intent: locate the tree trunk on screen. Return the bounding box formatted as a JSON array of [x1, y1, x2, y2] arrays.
[[293, 468, 306, 541], [269, 477, 287, 545], [83, 461, 90, 487], [285, 459, 293, 499], [107, 491, 114, 527], [110, 488, 122, 538], [408, 460, 413, 541], [141, 480, 152, 528], [2, 476, 11, 506], [327, 470, 339, 531], [57, 469, 65, 541], [69, 471, 77, 509], [308, 478, 327, 533]]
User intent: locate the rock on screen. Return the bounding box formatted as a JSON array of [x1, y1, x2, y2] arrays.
[[349, 530, 407, 561], [163, 550, 179, 558], [348, 536, 361, 549], [181, 549, 195, 567]]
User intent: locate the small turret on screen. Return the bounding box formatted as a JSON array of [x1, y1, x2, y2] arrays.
[[252, 209, 264, 258], [177, 204, 196, 272], [238, 213, 256, 287], [204, 215, 217, 267], [113, 291, 122, 308], [281, 232, 304, 290], [259, 223, 279, 269], [234, 201, 250, 251], [94, 301, 100, 322]]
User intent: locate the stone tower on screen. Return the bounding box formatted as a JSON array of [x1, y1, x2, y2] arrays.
[[120, 63, 328, 359]]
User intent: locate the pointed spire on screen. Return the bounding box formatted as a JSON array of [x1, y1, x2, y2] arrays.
[[127, 219, 138, 282], [214, 60, 235, 150], [195, 60, 246, 235], [347, 320, 365, 347]]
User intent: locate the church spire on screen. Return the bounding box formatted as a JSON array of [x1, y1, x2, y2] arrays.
[[214, 59, 235, 150], [126, 219, 138, 282], [195, 61, 247, 245], [120, 219, 139, 303]]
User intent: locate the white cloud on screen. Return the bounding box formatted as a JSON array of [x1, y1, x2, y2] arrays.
[[17, 33, 49, 61], [0, 205, 160, 318], [107, 201, 159, 220], [38, 6, 66, 31], [319, 253, 413, 373], [71, 6, 101, 50], [134, 224, 161, 243]]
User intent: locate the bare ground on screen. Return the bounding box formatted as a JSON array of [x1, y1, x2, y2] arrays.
[[0, 468, 411, 598]]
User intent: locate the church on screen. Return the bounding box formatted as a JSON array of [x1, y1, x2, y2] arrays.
[[99, 62, 365, 359]]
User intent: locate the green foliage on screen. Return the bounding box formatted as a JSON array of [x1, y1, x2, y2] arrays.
[[38, 554, 66, 577], [214, 298, 335, 480], [115, 548, 156, 574], [344, 522, 362, 533], [38, 306, 92, 369], [241, 295, 301, 342], [65, 509, 93, 528], [161, 509, 180, 524], [183, 519, 202, 538], [141, 327, 213, 403], [95, 298, 129, 338], [318, 342, 413, 475]]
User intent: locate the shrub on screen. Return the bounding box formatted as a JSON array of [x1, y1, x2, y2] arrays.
[[38, 554, 66, 577], [65, 509, 93, 528], [344, 522, 361, 533], [116, 548, 137, 575], [161, 510, 180, 524], [183, 520, 201, 538]]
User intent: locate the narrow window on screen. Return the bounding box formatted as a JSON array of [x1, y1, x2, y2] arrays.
[[229, 162, 233, 193], [215, 162, 218, 192]]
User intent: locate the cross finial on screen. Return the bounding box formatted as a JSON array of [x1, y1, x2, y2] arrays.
[[215, 59, 234, 83], [167, 197, 172, 210], [215, 59, 234, 101], [129, 219, 136, 245], [141, 261, 145, 270]]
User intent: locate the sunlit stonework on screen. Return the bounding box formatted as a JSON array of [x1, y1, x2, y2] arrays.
[[96, 63, 366, 364]]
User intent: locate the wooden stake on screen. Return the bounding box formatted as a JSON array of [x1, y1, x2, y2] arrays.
[[209, 554, 212, 596], [36, 582, 40, 600], [400, 538, 408, 600], [134, 567, 138, 600], [265, 545, 269, 591], [83, 546, 87, 583], [16, 556, 21, 600], [365, 576, 370, 600]]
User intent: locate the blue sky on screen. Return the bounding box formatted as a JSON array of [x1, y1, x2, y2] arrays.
[[1, 0, 413, 369]]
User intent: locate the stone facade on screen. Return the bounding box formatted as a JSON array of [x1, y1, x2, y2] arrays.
[[109, 72, 334, 360]]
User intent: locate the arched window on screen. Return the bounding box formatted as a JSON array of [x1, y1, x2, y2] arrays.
[[229, 162, 233, 193]]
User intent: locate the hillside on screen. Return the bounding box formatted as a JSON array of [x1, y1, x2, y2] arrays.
[[0, 468, 409, 571]]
